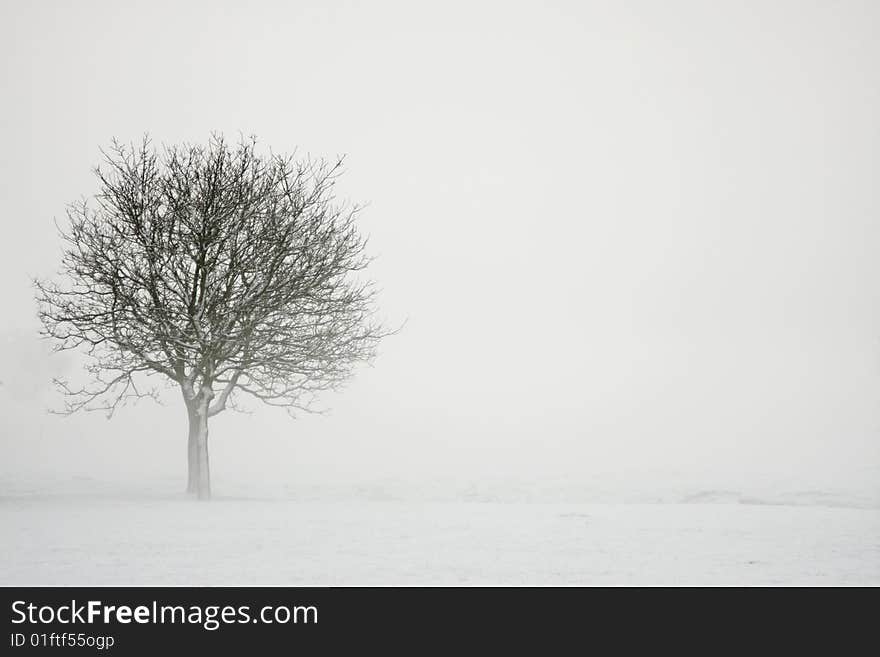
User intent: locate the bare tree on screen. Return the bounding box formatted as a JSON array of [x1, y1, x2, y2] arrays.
[[35, 135, 387, 499]]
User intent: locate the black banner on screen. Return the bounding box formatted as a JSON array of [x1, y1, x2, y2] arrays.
[[0, 586, 868, 653]]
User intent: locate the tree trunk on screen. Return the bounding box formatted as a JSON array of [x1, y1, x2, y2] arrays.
[[195, 400, 211, 500], [186, 405, 199, 495], [185, 391, 213, 500]]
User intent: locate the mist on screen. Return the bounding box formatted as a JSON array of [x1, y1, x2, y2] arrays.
[[2, 0, 878, 503]]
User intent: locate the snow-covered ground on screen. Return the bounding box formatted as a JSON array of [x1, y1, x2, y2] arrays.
[[2, 476, 878, 585]]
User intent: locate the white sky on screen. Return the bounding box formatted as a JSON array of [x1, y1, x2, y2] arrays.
[[1, 0, 878, 494]]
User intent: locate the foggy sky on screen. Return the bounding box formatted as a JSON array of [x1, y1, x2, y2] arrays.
[[1, 0, 878, 493]]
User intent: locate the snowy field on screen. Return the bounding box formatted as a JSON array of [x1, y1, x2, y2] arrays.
[[2, 477, 878, 586]]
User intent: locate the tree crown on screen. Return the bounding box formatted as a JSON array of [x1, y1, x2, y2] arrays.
[[36, 135, 386, 417]]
